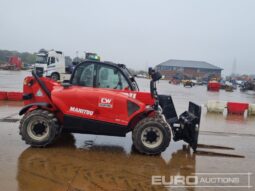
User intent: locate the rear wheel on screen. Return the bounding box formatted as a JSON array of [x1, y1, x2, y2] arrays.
[[19, 109, 59, 147], [132, 116, 171, 155]]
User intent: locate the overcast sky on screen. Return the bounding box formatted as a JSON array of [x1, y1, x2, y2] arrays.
[[0, 0, 254, 75]]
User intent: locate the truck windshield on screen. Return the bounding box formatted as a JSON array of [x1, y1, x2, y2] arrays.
[[36, 55, 47, 64]]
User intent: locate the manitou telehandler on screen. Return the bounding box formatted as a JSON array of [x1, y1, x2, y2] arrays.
[[19, 61, 201, 155]]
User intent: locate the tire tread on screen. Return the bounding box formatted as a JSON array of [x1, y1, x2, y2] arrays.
[[19, 109, 59, 147]]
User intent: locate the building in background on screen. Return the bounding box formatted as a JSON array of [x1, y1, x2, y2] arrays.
[[156, 59, 223, 80]]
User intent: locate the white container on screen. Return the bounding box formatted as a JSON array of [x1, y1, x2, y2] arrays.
[[206, 100, 227, 113], [248, 104, 255, 115]]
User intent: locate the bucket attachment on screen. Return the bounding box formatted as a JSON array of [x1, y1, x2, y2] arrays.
[[159, 95, 201, 152]]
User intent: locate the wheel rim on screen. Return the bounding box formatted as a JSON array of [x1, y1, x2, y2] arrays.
[[27, 117, 50, 141], [141, 126, 163, 149]]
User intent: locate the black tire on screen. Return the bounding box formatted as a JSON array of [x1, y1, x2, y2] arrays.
[[19, 109, 59, 147], [132, 116, 171, 155], [51, 73, 60, 81]]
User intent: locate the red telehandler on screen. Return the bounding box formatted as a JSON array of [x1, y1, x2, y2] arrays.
[[19, 61, 201, 155]]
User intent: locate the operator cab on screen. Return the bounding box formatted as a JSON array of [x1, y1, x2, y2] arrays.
[[69, 61, 139, 91]]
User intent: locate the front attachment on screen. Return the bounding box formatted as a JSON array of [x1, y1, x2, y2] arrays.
[[158, 95, 201, 152]]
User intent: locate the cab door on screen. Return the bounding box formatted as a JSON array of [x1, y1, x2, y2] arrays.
[[66, 62, 130, 124], [55, 62, 131, 135], [95, 64, 131, 124], [61, 62, 98, 119], [46, 57, 56, 76]]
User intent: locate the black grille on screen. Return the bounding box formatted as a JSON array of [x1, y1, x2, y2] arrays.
[[127, 101, 140, 116]]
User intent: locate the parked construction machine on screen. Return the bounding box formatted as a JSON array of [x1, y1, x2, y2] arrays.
[[240, 80, 255, 91], [0, 56, 22, 70], [19, 60, 201, 155]]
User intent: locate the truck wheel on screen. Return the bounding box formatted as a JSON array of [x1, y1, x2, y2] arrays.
[[51, 73, 60, 81], [132, 116, 171, 155], [19, 109, 59, 147]]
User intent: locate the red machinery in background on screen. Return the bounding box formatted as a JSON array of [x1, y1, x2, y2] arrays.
[[8, 56, 22, 70], [0, 56, 23, 70], [207, 81, 221, 91]]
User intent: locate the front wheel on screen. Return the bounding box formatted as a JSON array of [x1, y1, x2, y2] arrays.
[[132, 116, 171, 155], [51, 73, 60, 81], [19, 109, 59, 147]]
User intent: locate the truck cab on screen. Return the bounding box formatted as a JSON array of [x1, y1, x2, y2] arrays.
[[35, 50, 65, 81]]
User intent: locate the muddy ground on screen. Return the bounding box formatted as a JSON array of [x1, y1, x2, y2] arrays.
[[0, 71, 254, 191]]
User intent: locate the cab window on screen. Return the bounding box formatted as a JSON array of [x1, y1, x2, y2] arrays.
[[48, 57, 55, 65], [51, 57, 55, 64], [72, 63, 95, 87], [120, 72, 129, 90], [96, 65, 130, 90]]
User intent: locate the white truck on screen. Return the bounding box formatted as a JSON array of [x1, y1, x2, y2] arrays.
[[35, 50, 65, 81], [35, 50, 100, 81]]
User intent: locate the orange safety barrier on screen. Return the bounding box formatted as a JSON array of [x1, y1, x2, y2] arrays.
[[7, 92, 23, 101], [207, 81, 220, 92], [0, 91, 8, 100], [227, 102, 249, 115]]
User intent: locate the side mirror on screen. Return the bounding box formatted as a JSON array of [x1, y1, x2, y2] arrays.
[[148, 67, 162, 81]]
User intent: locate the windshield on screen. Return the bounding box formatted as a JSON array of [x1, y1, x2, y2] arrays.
[[36, 55, 48, 64]]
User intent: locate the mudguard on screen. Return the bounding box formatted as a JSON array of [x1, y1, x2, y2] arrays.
[[159, 95, 201, 152], [19, 102, 52, 115]]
